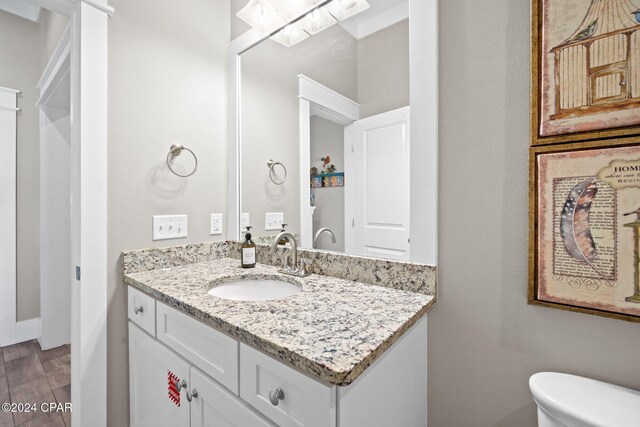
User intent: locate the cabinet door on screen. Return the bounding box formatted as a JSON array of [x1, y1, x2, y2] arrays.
[[191, 367, 275, 427], [129, 323, 190, 427], [240, 344, 336, 427]]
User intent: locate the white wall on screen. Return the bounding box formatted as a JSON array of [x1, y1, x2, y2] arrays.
[[430, 0, 640, 425], [107, 0, 230, 425], [310, 116, 345, 251]]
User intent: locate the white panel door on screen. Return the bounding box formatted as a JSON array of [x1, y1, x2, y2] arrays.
[[129, 323, 190, 427], [345, 106, 410, 261], [191, 367, 275, 427], [0, 87, 18, 346]]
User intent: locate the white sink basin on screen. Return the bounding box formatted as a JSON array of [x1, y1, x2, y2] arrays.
[[207, 279, 301, 302]]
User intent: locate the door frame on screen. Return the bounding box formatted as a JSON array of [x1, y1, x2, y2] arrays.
[[37, 23, 71, 351], [30, 1, 112, 425], [298, 75, 360, 249], [0, 87, 22, 346]]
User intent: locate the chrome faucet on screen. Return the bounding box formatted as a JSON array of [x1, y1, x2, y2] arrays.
[[313, 227, 336, 249], [271, 231, 311, 277]]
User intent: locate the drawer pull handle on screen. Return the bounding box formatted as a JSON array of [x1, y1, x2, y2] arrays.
[[187, 389, 198, 402], [134, 305, 144, 315], [269, 388, 285, 406], [175, 380, 186, 392]]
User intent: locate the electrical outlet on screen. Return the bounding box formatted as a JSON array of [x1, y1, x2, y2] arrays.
[[241, 213, 251, 231], [210, 214, 223, 235], [265, 212, 284, 231], [153, 215, 188, 241]]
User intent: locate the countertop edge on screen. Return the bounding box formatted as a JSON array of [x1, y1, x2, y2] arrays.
[[123, 275, 435, 386]]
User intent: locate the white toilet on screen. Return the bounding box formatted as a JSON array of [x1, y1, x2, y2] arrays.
[[529, 372, 640, 427]]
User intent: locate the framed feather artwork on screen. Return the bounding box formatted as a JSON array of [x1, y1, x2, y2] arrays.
[[530, 138, 640, 322], [532, 0, 640, 145]]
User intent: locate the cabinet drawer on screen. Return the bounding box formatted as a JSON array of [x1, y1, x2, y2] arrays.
[[240, 344, 336, 427], [128, 287, 156, 337], [156, 302, 239, 394], [191, 367, 275, 427]]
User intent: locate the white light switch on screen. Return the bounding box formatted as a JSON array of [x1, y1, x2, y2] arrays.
[[210, 214, 223, 235], [153, 215, 188, 241], [241, 213, 251, 231], [265, 212, 284, 231]]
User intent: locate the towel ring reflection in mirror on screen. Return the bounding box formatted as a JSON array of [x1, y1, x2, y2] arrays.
[[267, 160, 287, 185], [167, 144, 198, 178]]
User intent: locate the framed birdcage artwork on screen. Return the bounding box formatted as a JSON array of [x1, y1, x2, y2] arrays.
[[532, 0, 640, 144], [529, 137, 640, 322]]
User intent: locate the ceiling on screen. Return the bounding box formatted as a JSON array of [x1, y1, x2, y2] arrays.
[[338, 0, 408, 40]]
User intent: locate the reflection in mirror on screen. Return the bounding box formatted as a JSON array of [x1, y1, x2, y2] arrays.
[[240, 0, 410, 260]]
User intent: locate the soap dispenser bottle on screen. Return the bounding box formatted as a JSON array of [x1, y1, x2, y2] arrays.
[[241, 226, 256, 268]]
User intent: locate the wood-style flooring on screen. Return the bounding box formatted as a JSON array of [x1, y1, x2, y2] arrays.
[[0, 340, 70, 427]]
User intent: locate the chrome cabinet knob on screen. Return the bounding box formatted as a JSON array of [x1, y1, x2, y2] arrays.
[[134, 305, 144, 315], [620, 80, 627, 86], [186, 389, 198, 402], [175, 379, 186, 392], [269, 388, 285, 406]]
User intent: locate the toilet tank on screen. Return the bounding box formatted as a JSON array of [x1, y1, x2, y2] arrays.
[[529, 372, 640, 427]]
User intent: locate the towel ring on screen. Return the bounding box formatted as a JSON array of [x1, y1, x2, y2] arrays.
[[267, 160, 287, 185], [167, 144, 198, 178]]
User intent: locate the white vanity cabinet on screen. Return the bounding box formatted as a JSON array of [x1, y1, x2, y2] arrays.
[[129, 322, 190, 427], [127, 286, 428, 427]]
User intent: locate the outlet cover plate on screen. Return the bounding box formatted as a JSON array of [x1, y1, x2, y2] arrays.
[[153, 215, 188, 241], [210, 213, 223, 235], [265, 212, 284, 231], [241, 213, 251, 231]]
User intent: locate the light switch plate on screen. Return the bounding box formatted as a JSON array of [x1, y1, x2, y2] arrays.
[[241, 213, 251, 231], [210, 214, 223, 235], [265, 212, 284, 231], [153, 215, 188, 241]]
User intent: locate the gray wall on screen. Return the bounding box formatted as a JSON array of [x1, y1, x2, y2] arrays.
[[0, 11, 41, 322], [310, 116, 345, 251], [430, 1, 640, 426], [39, 10, 70, 71], [106, 0, 230, 425], [0, 10, 67, 322], [357, 19, 409, 118]]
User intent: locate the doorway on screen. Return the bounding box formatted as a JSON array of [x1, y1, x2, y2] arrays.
[[0, 1, 110, 425]]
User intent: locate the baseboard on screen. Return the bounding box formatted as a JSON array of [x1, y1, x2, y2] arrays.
[[15, 318, 40, 344]]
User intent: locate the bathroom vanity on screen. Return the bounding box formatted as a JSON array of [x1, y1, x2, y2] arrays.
[[123, 243, 436, 427]]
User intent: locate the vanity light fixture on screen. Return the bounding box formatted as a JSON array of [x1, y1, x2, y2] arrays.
[[299, 8, 337, 35], [236, 0, 284, 35], [271, 22, 309, 47], [322, 0, 370, 21], [238, 0, 370, 47], [237, 0, 324, 35]]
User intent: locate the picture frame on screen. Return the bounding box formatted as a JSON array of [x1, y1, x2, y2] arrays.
[[529, 137, 640, 322], [531, 0, 640, 145]]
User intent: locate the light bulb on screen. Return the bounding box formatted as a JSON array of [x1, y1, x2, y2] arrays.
[[323, 0, 370, 21], [271, 21, 309, 47], [300, 7, 336, 35]]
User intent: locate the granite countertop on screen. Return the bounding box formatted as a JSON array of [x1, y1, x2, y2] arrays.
[[124, 257, 435, 386]]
